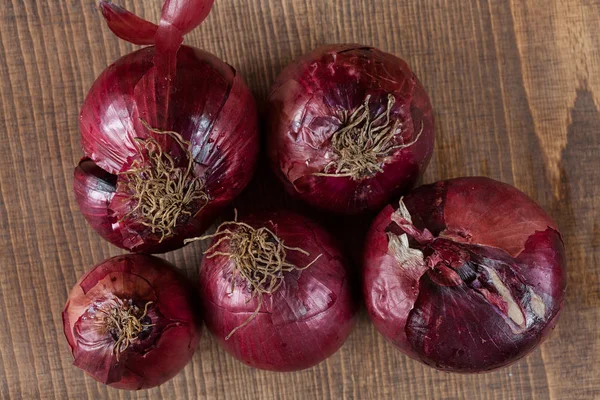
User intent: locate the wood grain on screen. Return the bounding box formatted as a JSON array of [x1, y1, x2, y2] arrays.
[[1, 0, 599, 398]]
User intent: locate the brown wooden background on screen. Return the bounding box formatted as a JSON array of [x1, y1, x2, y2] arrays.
[[1, 0, 599, 399]]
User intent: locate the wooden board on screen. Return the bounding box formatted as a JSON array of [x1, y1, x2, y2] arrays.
[[1, 0, 599, 398]]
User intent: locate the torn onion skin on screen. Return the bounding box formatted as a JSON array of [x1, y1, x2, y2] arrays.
[[363, 177, 566, 373], [268, 44, 434, 215], [74, 0, 259, 253], [62, 254, 201, 390], [198, 211, 357, 371]]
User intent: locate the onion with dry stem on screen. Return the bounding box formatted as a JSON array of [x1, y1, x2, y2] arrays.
[[268, 44, 434, 215], [74, 0, 259, 253], [190, 211, 357, 371], [363, 177, 567, 372], [62, 254, 201, 390]]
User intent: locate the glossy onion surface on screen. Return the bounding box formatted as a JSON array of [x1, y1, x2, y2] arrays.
[[74, 0, 259, 253], [199, 211, 357, 371], [363, 177, 566, 372], [62, 254, 201, 389], [268, 44, 434, 215]]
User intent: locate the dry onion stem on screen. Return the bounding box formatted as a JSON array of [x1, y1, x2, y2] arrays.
[[185, 213, 322, 339], [100, 299, 154, 361], [118, 120, 208, 242], [315, 94, 423, 180]]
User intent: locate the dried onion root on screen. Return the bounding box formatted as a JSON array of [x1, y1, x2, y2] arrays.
[[118, 120, 209, 242], [99, 300, 155, 360], [315, 94, 423, 180], [186, 212, 322, 339]]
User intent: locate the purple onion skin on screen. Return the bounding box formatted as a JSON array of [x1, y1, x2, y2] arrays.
[[75, 46, 259, 253], [199, 211, 357, 371], [268, 44, 434, 215], [363, 177, 566, 373], [62, 254, 201, 390]]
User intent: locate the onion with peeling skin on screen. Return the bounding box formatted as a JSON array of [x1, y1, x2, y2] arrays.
[[268, 44, 434, 215], [74, 0, 259, 253], [62, 254, 201, 390], [363, 177, 566, 372], [190, 211, 357, 371]]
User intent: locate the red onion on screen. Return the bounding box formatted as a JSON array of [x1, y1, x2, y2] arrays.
[[62, 254, 200, 389], [190, 211, 357, 371], [268, 44, 434, 215], [74, 0, 259, 253], [363, 177, 566, 372]]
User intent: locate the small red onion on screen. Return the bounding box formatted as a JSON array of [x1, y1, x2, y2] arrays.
[[363, 177, 566, 372], [268, 44, 434, 215], [191, 211, 357, 371], [74, 0, 259, 253], [62, 254, 200, 389]]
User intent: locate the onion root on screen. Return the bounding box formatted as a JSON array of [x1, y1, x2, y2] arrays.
[[186, 212, 322, 339], [315, 94, 422, 180], [118, 120, 208, 242], [99, 299, 154, 361]]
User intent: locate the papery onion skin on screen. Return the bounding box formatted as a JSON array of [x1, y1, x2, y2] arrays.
[[75, 1, 259, 253], [268, 44, 434, 215], [99, 0, 214, 45], [363, 177, 566, 373], [62, 254, 201, 390], [199, 211, 357, 371]]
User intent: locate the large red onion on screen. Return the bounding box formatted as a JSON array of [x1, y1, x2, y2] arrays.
[[363, 177, 566, 372], [74, 0, 259, 253], [268, 44, 434, 215], [191, 211, 357, 371], [62, 254, 200, 389]]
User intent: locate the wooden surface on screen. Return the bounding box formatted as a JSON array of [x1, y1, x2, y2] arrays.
[[1, 0, 599, 398]]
